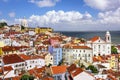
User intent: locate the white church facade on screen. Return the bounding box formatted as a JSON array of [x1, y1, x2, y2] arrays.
[[86, 31, 111, 56]]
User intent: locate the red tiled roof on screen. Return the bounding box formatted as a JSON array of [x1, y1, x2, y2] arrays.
[[43, 77, 54, 80], [19, 54, 44, 60], [3, 54, 24, 64], [35, 67, 45, 73], [63, 45, 92, 49], [4, 66, 13, 71], [37, 46, 48, 50], [93, 57, 99, 62], [2, 46, 29, 51], [67, 64, 77, 73], [51, 65, 67, 75], [71, 46, 92, 49], [19, 54, 31, 60], [108, 75, 117, 80], [0, 66, 13, 73], [90, 36, 99, 42], [2, 46, 20, 51], [28, 67, 45, 79], [50, 37, 60, 40]]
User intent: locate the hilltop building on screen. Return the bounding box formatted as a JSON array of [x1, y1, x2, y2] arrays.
[[35, 27, 53, 34], [21, 17, 28, 28]]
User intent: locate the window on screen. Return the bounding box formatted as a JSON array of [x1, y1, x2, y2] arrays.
[[79, 54, 80, 57], [88, 54, 90, 57], [16, 65, 18, 67], [51, 58, 52, 60], [19, 64, 21, 67], [22, 63, 24, 66], [67, 49, 69, 52], [79, 50, 81, 52], [108, 37, 109, 41], [99, 45, 100, 49], [84, 50, 85, 52], [76, 50, 78, 52]]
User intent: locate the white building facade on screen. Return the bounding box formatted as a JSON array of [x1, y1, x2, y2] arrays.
[[86, 31, 111, 56], [62, 45, 93, 64]]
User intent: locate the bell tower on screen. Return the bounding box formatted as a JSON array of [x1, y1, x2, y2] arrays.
[[105, 31, 111, 43], [21, 17, 28, 28]]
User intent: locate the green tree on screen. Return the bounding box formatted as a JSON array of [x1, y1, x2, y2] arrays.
[[0, 22, 7, 28], [111, 46, 118, 54], [80, 63, 86, 68], [21, 25, 25, 30], [29, 75, 35, 80], [20, 74, 35, 80], [86, 65, 98, 73], [47, 63, 52, 67], [20, 75, 29, 80]]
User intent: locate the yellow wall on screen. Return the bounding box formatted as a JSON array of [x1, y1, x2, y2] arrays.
[[35, 27, 53, 34], [110, 56, 116, 69]]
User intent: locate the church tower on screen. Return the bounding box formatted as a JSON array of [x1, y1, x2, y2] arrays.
[[21, 17, 28, 28], [105, 31, 111, 43]]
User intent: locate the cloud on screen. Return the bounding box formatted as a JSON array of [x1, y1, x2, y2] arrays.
[[84, 0, 120, 11], [29, 0, 60, 7], [8, 12, 16, 18], [98, 8, 120, 24], [2, 0, 8, 2], [0, 19, 7, 22], [14, 10, 120, 31]]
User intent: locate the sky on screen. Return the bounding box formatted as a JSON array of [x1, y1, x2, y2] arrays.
[[0, 0, 120, 31]]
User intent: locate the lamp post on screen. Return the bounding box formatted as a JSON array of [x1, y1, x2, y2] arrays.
[[0, 41, 4, 80]]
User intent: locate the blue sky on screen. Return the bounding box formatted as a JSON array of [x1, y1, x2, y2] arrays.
[[0, 0, 120, 31]]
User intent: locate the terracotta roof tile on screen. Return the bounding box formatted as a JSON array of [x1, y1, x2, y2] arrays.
[[51, 65, 67, 75], [71, 46, 92, 49], [43, 77, 54, 80], [67, 64, 77, 73], [90, 36, 99, 42], [3, 54, 24, 64], [0, 66, 13, 73], [63, 45, 92, 49], [108, 75, 117, 80], [93, 57, 99, 62], [19, 54, 31, 60]]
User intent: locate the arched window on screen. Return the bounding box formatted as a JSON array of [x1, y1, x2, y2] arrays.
[[108, 36, 109, 40], [79, 54, 80, 57]]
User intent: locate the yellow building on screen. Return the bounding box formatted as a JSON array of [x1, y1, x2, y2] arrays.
[[0, 41, 4, 56], [110, 55, 118, 70], [35, 27, 53, 34]]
